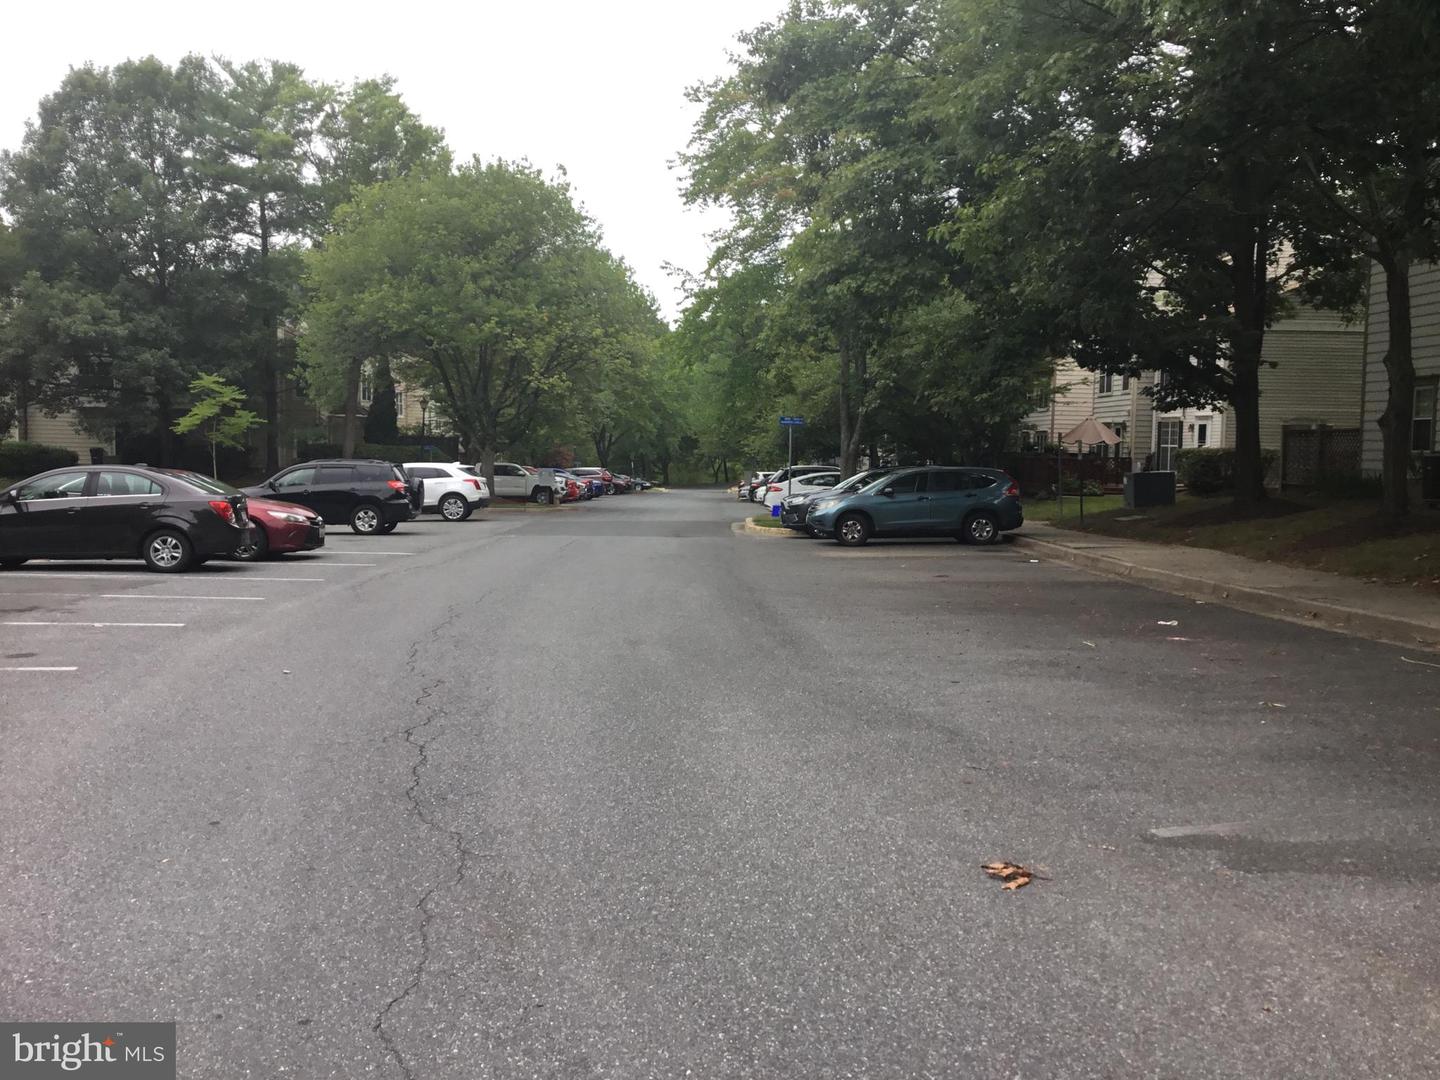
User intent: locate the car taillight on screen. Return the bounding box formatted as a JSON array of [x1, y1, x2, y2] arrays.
[[209, 499, 236, 524], [387, 480, 407, 492], [768, 484, 783, 492], [466, 478, 482, 490], [1005, 481, 1020, 497]]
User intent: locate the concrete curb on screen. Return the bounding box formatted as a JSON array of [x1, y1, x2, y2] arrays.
[[1013, 534, 1440, 651], [735, 518, 805, 539]]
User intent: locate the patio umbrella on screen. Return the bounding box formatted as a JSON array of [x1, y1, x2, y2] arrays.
[[1057, 418, 1121, 520]]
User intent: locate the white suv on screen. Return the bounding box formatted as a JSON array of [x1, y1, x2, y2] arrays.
[[403, 462, 491, 521]]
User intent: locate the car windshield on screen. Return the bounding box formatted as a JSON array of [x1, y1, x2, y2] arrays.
[[458, 466, 480, 477], [164, 470, 241, 496]]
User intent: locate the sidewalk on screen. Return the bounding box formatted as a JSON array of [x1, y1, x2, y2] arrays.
[[1015, 522, 1440, 651]]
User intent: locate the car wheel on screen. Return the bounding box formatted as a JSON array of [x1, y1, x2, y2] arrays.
[[532, 487, 553, 505], [143, 529, 194, 573], [439, 494, 469, 521], [351, 504, 383, 534], [835, 513, 871, 547], [964, 511, 1001, 545], [0, 558, 28, 569], [233, 527, 269, 562]]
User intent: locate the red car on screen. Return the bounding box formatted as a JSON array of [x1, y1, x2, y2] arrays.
[[234, 496, 326, 560]]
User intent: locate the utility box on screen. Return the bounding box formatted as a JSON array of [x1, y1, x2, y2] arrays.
[[1125, 470, 1176, 508]]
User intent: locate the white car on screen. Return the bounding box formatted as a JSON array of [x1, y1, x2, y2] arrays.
[[760, 469, 843, 509], [487, 462, 562, 504], [404, 462, 491, 521]]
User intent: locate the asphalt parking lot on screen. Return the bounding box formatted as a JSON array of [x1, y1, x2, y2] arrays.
[[0, 516, 505, 678], [4, 489, 1439, 1079]]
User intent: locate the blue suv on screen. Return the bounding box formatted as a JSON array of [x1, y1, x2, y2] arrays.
[[806, 467, 1022, 547]]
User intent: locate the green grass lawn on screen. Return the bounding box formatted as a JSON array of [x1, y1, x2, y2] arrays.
[[750, 513, 787, 529], [1046, 492, 1440, 588], [1024, 494, 1126, 522]]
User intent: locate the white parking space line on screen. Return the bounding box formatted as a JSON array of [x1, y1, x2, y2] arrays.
[[100, 594, 265, 602], [316, 550, 414, 555], [222, 577, 325, 583], [1, 666, 78, 672], [319, 563, 377, 568], [3, 621, 185, 628]]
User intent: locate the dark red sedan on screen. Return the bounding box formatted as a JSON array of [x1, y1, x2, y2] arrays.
[[234, 496, 325, 560]]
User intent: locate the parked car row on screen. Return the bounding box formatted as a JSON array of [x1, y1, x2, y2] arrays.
[[0, 455, 657, 573], [761, 465, 1024, 547]]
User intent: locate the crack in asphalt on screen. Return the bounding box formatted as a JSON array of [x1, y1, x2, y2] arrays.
[[373, 603, 483, 1080]]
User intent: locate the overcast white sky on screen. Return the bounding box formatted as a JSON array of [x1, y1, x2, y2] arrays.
[[0, 0, 786, 321]]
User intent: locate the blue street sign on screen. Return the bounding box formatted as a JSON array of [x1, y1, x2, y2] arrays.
[[779, 415, 806, 427]]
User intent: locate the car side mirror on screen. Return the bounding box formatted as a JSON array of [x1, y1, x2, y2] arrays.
[[3, 489, 16, 504], [881, 487, 895, 497]]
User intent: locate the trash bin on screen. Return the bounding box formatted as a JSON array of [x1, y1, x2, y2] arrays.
[[1124, 471, 1175, 508]]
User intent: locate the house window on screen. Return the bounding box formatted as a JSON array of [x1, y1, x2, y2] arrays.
[[1121, 374, 1131, 391], [1099, 373, 1115, 394], [360, 375, 373, 404], [1413, 380, 1437, 452], [1112, 421, 1128, 459], [1195, 418, 1210, 447]]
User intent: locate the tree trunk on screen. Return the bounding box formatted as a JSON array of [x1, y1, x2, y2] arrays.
[[259, 198, 280, 475], [837, 340, 867, 477], [341, 357, 363, 457], [479, 442, 497, 496], [1377, 255, 1414, 520], [16, 380, 29, 441], [1228, 228, 1269, 509], [1229, 356, 1265, 507]]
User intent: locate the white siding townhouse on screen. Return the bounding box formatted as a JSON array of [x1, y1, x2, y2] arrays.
[[1359, 261, 1440, 475]]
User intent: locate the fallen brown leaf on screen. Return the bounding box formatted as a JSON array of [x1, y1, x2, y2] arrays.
[[981, 861, 1040, 890]]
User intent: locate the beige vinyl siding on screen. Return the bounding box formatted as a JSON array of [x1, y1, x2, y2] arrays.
[[1361, 262, 1440, 474], [1020, 357, 1092, 442], [7, 408, 113, 459], [1093, 372, 1155, 463], [1259, 306, 1364, 481]]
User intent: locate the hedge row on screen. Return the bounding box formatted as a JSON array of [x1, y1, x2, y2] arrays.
[[0, 441, 80, 477]]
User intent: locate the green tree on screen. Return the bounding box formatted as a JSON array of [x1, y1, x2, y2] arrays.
[[303, 160, 648, 490], [171, 372, 263, 477], [1, 56, 236, 461], [205, 59, 328, 474], [1288, 0, 1440, 518], [683, 0, 966, 476], [299, 78, 450, 455]]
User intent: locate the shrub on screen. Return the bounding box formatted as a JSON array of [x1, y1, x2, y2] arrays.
[[0, 441, 80, 477], [1175, 448, 1278, 495], [1060, 476, 1105, 496]]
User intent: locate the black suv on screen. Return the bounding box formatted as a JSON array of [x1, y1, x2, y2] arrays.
[[0, 465, 255, 572], [246, 459, 416, 534]]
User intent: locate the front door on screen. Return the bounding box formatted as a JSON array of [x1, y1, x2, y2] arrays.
[[269, 466, 321, 517], [75, 470, 166, 556], [870, 471, 931, 533], [0, 470, 93, 558], [1156, 420, 1182, 471]]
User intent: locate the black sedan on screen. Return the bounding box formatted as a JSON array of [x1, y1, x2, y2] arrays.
[[0, 465, 257, 572]]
